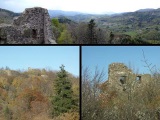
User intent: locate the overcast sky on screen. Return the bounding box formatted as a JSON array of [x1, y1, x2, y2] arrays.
[[0, 0, 159, 14]]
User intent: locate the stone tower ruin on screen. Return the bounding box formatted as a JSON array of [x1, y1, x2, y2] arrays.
[[107, 63, 151, 91], [0, 7, 56, 44], [108, 63, 132, 86]]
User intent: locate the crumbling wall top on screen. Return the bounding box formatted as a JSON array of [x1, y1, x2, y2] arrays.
[[109, 63, 132, 76]]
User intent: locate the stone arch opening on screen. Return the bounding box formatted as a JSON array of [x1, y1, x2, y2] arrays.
[[32, 29, 37, 39]]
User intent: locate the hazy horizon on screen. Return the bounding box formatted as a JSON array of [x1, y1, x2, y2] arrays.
[[0, 0, 159, 14]]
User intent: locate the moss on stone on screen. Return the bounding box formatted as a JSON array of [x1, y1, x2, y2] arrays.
[[23, 29, 31, 38]]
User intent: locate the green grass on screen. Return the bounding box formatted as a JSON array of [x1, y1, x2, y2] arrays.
[[124, 31, 137, 37]]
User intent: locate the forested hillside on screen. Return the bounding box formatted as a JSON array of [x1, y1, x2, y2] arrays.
[[0, 65, 79, 120], [51, 8, 160, 44], [1, 7, 160, 44], [97, 8, 160, 43], [51, 17, 150, 44], [0, 8, 20, 24]]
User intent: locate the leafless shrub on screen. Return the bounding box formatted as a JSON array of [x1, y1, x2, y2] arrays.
[[82, 51, 160, 120], [82, 66, 106, 120]]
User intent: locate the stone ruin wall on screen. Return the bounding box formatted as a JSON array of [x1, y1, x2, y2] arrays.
[[108, 63, 151, 91], [0, 7, 56, 44], [108, 63, 132, 86]]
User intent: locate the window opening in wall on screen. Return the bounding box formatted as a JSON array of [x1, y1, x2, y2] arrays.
[[0, 37, 2, 43], [0, 37, 7, 44], [119, 76, 126, 84], [32, 29, 37, 39], [136, 76, 141, 82]]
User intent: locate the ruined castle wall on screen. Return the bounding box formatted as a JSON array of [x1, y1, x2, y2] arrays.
[[141, 74, 151, 84], [107, 63, 152, 91], [0, 24, 23, 44], [0, 7, 56, 44], [43, 9, 56, 44], [108, 63, 133, 86], [13, 8, 45, 27], [0, 24, 42, 44], [13, 7, 45, 43]]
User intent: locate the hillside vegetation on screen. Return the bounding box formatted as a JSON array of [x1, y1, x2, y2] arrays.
[[51, 17, 151, 44], [97, 8, 160, 43], [52, 8, 160, 44], [0, 66, 79, 120], [82, 65, 160, 120], [1, 7, 160, 44]]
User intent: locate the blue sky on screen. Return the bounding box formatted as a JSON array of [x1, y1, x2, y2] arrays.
[[0, 46, 79, 76], [0, 0, 159, 13], [82, 46, 160, 81]]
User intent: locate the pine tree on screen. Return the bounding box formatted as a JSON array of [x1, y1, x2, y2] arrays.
[[87, 19, 97, 44], [109, 32, 114, 44], [51, 65, 74, 117]]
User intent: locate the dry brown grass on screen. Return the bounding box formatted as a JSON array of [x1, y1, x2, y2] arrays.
[[54, 112, 79, 120], [33, 112, 79, 120], [33, 112, 52, 120]]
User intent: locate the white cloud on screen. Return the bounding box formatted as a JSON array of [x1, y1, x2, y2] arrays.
[[0, 0, 159, 13]]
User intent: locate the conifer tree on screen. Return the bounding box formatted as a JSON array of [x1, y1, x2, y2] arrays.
[[109, 32, 114, 44], [87, 19, 97, 44], [51, 65, 74, 117]]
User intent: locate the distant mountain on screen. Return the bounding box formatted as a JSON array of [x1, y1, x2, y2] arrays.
[[136, 8, 155, 12], [0, 8, 20, 24], [96, 9, 160, 40], [98, 7, 160, 23], [57, 16, 77, 24], [66, 14, 100, 22], [0, 8, 20, 16], [48, 10, 85, 17], [48, 10, 119, 19]]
